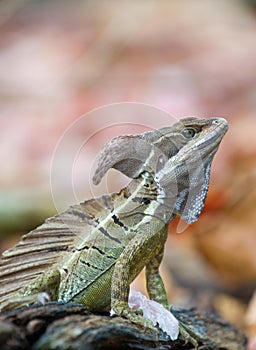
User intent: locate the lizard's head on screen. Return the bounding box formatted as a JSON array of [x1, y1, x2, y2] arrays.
[[92, 117, 228, 224], [156, 117, 228, 223]]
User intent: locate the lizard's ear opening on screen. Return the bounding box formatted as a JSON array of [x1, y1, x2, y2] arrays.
[[92, 135, 157, 185]]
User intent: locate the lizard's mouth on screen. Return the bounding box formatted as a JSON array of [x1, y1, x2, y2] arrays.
[[195, 117, 228, 158], [168, 117, 228, 166]]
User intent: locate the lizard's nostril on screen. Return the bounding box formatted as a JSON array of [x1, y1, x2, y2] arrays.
[[212, 117, 228, 125]]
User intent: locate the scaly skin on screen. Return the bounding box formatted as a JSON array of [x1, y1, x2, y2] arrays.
[[0, 117, 228, 348]]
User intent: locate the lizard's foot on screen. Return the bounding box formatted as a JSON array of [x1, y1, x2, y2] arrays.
[[179, 321, 199, 349], [167, 305, 199, 349], [0, 292, 51, 312], [112, 302, 157, 333]]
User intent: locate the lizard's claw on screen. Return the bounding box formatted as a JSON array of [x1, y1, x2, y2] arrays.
[[167, 305, 199, 349], [112, 302, 158, 333], [179, 321, 199, 349]]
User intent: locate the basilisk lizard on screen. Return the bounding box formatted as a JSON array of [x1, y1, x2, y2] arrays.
[[0, 117, 228, 345]]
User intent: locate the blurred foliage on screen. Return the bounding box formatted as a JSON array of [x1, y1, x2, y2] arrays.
[[0, 1, 255, 346]]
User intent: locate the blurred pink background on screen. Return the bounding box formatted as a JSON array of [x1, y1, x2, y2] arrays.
[[0, 1, 255, 347]]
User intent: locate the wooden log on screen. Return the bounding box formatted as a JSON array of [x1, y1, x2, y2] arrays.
[[0, 302, 247, 350]]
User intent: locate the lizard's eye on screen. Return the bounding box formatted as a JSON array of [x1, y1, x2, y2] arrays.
[[181, 128, 196, 138]]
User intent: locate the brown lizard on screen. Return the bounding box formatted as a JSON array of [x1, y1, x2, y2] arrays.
[[0, 117, 228, 346]]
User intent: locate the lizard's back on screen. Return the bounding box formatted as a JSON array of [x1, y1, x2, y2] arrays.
[[0, 190, 129, 308]]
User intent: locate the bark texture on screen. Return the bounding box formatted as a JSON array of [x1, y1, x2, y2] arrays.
[[0, 302, 247, 350]]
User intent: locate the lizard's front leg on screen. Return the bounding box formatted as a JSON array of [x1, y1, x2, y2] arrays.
[[146, 239, 168, 308], [146, 244, 199, 348], [111, 232, 164, 329]]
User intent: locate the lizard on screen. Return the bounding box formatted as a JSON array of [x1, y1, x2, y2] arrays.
[[0, 117, 228, 345]]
